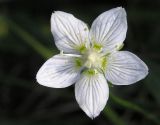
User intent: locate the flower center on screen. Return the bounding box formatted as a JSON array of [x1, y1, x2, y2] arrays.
[[84, 49, 102, 69], [74, 43, 108, 72]]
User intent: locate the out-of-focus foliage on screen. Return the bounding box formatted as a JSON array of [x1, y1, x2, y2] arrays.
[[0, 0, 160, 125]]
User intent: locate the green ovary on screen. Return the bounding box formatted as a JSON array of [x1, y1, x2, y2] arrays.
[[75, 58, 83, 68], [93, 43, 103, 52], [83, 69, 98, 76], [76, 44, 87, 54]]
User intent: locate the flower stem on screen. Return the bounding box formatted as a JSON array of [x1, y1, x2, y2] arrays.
[[6, 17, 53, 59], [104, 106, 127, 125], [110, 93, 160, 125]]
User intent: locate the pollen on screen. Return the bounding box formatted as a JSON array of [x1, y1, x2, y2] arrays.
[[88, 52, 98, 63], [84, 50, 102, 68]]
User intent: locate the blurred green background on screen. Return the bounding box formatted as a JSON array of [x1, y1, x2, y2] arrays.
[[0, 0, 160, 125]]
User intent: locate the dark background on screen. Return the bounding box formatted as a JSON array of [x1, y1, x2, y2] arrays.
[[0, 0, 160, 125]]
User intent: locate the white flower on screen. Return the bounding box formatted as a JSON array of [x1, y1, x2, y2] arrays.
[[36, 7, 148, 119]]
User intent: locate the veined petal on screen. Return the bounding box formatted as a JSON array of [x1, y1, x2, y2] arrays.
[[36, 54, 80, 88], [90, 7, 127, 53], [51, 11, 89, 54], [105, 51, 149, 85], [75, 71, 109, 118]]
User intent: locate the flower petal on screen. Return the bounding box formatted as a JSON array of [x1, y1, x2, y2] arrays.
[[90, 7, 127, 53], [51, 11, 89, 54], [75, 71, 109, 118], [105, 51, 149, 85], [36, 54, 80, 88]]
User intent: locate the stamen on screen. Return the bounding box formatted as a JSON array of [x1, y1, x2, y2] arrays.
[[60, 50, 64, 55]]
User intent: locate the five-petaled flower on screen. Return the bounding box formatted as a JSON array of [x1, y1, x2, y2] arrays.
[[36, 7, 148, 119]]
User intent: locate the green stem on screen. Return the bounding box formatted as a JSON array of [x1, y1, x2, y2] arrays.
[[110, 93, 160, 125], [7, 18, 53, 59], [104, 106, 127, 125]]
